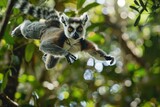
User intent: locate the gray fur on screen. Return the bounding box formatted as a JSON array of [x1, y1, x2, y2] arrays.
[[43, 54, 59, 70], [39, 41, 68, 56], [14, 0, 59, 20]]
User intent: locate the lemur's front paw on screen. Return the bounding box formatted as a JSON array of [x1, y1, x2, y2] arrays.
[[104, 56, 114, 64], [42, 54, 47, 62], [65, 53, 77, 64]]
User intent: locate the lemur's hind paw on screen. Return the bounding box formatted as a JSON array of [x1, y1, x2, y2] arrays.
[[11, 25, 22, 37], [104, 56, 114, 65], [46, 56, 59, 70]]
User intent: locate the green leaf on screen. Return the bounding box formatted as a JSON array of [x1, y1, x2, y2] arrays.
[[18, 74, 28, 83], [87, 33, 105, 44], [25, 43, 35, 62], [12, 55, 20, 65], [79, 2, 99, 14], [0, 73, 3, 81], [139, 0, 144, 6], [134, 68, 146, 78], [139, 8, 144, 14], [0, 69, 11, 92], [151, 0, 155, 3], [134, 0, 140, 6], [144, 1, 148, 12], [127, 63, 135, 72], [3, 26, 15, 45], [3, 34, 14, 45], [139, 0, 148, 12], [28, 75, 35, 82], [17, 17, 24, 24], [0, 0, 7, 6], [152, 5, 158, 10], [77, 0, 85, 9], [0, 73, 4, 92], [134, 15, 141, 26], [65, 11, 76, 17], [130, 6, 139, 12]]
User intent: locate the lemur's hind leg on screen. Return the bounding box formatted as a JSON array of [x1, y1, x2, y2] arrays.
[[42, 54, 59, 70], [11, 20, 46, 39]]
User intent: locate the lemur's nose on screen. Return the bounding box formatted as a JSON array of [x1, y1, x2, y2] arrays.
[[73, 32, 79, 39]]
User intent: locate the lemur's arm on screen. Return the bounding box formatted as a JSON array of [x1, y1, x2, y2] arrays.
[[39, 40, 76, 64], [80, 39, 114, 64]]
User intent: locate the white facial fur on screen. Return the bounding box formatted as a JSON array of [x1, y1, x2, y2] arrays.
[[60, 13, 89, 39]]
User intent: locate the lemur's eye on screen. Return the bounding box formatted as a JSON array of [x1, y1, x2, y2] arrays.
[[68, 26, 74, 32], [77, 26, 83, 32]]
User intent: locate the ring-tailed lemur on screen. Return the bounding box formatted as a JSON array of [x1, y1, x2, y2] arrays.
[[11, 0, 114, 70]]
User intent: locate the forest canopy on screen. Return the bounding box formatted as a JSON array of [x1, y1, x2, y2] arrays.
[[0, 0, 160, 107]]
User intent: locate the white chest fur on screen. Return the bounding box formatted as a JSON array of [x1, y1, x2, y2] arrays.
[[63, 38, 81, 53]]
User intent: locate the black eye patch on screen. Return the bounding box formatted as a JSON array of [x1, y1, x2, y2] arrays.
[[68, 26, 74, 32], [76, 26, 83, 32]]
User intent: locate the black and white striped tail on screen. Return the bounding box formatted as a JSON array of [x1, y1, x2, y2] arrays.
[[14, 0, 59, 20]]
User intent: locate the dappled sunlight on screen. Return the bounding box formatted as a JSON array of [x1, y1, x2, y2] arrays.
[[83, 69, 94, 80], [58, 91, 70, 100], [124, 79, 132, 87], [130, 98, 141, 107], [117, 0, 126, 7], [98, 86, 108, 95], [0, 0, 160, 106], [87, 58, 94, 66], [110, 84, 122, 94], [43, 81, 54, 90], [128, 12, 136, 19], [120, 11, 128, 19], [86, 57, 116, 73], [94, 62, 103, 72]]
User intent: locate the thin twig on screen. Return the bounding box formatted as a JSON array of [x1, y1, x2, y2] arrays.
[[0, 0, 16, 40], [0, 93, 19, 107]]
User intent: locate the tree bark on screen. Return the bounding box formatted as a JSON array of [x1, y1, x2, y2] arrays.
[[0, 0, 23, 106], [0, 0, 16, 40]]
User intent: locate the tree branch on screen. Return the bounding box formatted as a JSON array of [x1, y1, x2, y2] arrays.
[[0, 0, 16, 40]]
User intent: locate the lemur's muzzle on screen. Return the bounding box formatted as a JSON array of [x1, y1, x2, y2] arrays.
[[73, 32, 79, 39]]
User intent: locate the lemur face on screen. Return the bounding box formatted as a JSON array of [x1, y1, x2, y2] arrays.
[[60, 13, 89, 39]]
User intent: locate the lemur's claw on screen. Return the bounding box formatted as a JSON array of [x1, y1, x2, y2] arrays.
[[65, 53, 77, 64], [42, 54, 47, 62], [110, 57, 114, 64], [105, 56, 114, 65]]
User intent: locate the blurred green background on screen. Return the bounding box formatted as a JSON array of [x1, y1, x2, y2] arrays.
[[0, 0, 160, 107]]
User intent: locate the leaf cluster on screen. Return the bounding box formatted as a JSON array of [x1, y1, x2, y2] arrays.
[[130, 0, 160, 26]]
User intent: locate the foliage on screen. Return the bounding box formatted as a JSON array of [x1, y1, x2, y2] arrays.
[[0, 0, 160, 107], [130, 0, 160, 26]]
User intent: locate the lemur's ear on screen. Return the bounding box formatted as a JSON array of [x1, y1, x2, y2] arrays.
[[80, 13, 89, 26], [60, 13, 69, 26]]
